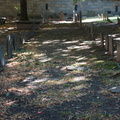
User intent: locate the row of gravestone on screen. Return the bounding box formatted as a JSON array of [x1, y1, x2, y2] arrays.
[[100, 33, 120, 93], [83, 23, 120, 62], [0, 23, 36, 71], [100, 33, 120, 61]]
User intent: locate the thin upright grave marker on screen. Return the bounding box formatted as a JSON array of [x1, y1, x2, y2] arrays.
[[20, 32, 25, 44], [90, 22, 94, 37], [0, 44, 6, 69], [100, 33, 104, 48], [6, 35, 12, 58], [109, 36, 114, 57], [105, 35, 109, 51], [114, 37, 120, 61], [12, 33, 18, 51]]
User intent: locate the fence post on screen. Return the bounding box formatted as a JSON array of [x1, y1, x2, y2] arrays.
[[6, 35, 12, 58]]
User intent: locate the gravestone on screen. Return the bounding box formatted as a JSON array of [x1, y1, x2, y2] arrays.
[[90, 22, 94, 38], [105, 35, 109, 51], [79, 11, 82, 28], [114, 38, 120, 61], [0, 44, 6, 69], [12, 33, 18, 50], [19, 32, 25, 44], [108, 34, 120, 56], [116, 41, 120, 61], [109, 86, 120, 93], [100, 33, 104, 48], [6, 35, 12, 58], [117, 17, 120, 24], [32, 22, 35, 36], [25, 32, 31, 41], [60, 11, 64, 21], [66, 66, 87, 71], [108, 36, 114, 56]]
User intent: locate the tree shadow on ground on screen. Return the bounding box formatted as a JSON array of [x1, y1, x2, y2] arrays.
[[2, 72, 120, 120], [1, 26, 120, 120]]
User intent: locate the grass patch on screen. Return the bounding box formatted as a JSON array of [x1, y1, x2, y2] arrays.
[[93, 61, 118, 69]]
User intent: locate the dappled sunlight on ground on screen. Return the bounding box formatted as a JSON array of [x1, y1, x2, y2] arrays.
[[0, 24, 120, 119]]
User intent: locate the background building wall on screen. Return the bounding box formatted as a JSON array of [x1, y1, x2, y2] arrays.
[[0, 0, 120, 18]]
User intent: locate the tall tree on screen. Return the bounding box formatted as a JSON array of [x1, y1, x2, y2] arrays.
[[20, 0, 28, 21], [19, 0, 85, 21]]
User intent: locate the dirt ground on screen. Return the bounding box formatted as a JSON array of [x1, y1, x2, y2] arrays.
[[0, 22, 120, 120]]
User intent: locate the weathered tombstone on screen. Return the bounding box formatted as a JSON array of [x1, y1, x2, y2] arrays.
[[114, 38, 120, 61], [117, 17, 120, 24], [73, 10, 76, 22], [32, 22, 35, 36], [84, 25, 87, 31], [0, 44, 6, 68], [12, 33, 18, 50], [100, 33, 104, 48], [60, 11, 64, 21], [102, 13, 108, 21], [66, 66, 87, 71], [19, 32, 25, 44], [107, 34, 120, 52], [90, 22, 94, 38], [109, 86, 120, 93], [42, 8, 45, 23], [116, 41, 120, 61], [108, 36, 114, 56], [6, 35, 12, 58], [25, 32, 31, 41], [105, 35, 109, 51]]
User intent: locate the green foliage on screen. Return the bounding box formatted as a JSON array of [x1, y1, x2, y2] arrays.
[[14, 6, 20, 11], [73, 0, 85, 5]]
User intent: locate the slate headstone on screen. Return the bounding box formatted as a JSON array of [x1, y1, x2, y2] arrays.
[[109, 86, 120, 93], [60, 11, 65, 21], [12, 33, 18, 51], [100, 33, 104, 48], [0, 44, 6, 68], [6, 35, 12, 58], [66, 66, 87, 71], [79, 11, 82, 28], [105, 35, 109, 51], [31, 23, 35, 37], [20, 32, 24, 44], [109, 36, 114, 56], [116, 40, 120, 61], [90, 22, 94, 37]]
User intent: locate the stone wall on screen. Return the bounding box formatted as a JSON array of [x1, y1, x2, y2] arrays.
[[0, 0, 120, 18], [0, 1, 19, 17]]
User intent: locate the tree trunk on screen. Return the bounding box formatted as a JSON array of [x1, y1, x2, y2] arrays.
[[20, 0, 28, 21]]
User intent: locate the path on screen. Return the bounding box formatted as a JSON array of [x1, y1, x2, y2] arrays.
[[0, 25, 120, 120]]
